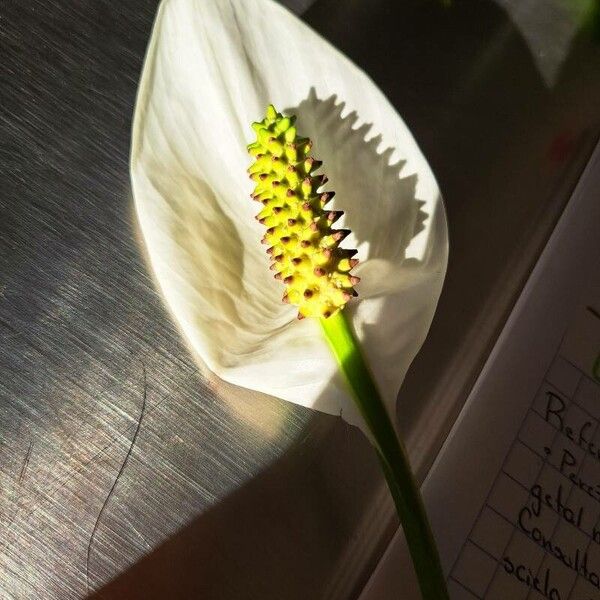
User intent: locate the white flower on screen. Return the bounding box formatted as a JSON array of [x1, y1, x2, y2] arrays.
[[131, 0, 448, 428]]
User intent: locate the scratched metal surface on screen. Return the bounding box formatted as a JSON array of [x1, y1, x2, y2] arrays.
[[0, 2, 383, 599], [2, 0, 600, 599]]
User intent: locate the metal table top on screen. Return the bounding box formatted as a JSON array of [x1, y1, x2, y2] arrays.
[[2, 0, 600, 598]]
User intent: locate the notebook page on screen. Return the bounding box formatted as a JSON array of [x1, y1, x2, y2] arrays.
[[449, 308, 600, 600]]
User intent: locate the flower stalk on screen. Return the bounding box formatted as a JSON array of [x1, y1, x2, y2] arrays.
[[248, 105, 449, 600], [320, 311, 449, 600]]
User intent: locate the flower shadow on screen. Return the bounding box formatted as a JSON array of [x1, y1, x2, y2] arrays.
[[286, 89, 428, 267]]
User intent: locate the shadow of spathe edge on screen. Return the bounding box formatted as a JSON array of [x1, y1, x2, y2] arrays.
[[88, 90, 429, 599], [287, 88, 427, 267]]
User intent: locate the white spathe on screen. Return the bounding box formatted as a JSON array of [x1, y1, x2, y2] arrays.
[[131, 0, 448, 428]]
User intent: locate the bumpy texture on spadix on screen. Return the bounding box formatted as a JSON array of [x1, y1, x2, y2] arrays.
[[248, 105, 359, 319]]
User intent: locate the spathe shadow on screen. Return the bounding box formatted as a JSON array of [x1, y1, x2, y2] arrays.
[[286, 89, 427, 265]]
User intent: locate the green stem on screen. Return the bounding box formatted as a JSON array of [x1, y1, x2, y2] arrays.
[[320, 310, 449, 600]]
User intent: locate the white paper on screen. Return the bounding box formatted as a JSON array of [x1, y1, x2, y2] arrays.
[[449, 309, 600, 600]]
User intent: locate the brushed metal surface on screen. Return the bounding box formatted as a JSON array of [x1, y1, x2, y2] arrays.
[[1, 0, 600, 599], [0, 1, 382, 598]]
